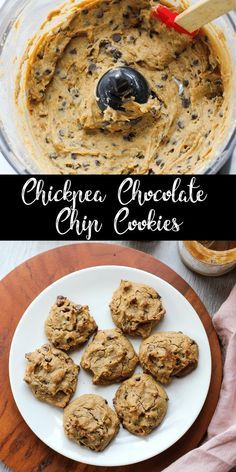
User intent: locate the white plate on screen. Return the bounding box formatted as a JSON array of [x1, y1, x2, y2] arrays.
[[9, 265, 211, 467]]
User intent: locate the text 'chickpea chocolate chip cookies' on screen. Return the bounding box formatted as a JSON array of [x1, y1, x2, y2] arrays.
[[139, 331, 199, 384], [81, 328, 138, 385], [64, 394, 120, 451], [45, 295, 97, 351], [24, 344, 79, 407], [113, 373, 168, 436], [110, 280, 165, 338]]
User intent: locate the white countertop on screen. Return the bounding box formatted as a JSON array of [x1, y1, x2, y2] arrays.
[[0, 0, 235, 465], [1, 240, 235, 318], [0, 240, 235, 472]]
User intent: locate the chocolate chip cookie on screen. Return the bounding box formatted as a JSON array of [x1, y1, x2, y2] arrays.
[[64, 394, 120, 451], [110, 280, 165, 338], [113, 373, 168, 436], [81, 328, 138, 385], [139, 331, 199, 384], [45, 295, 97, 350], [24, 344, 79, 407]]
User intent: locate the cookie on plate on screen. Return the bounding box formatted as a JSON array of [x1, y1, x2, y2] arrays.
[[45, 295, 97, 350], [139, 331, 199, 384], [113, 373, 168, 436], [64, 394, 120, 451], [24, 344, 79, 407], [110, 280, 165, 338], [81, 328, 138, 385]]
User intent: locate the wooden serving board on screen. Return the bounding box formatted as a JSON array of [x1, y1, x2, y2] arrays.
[[0, 243, 222, 472]]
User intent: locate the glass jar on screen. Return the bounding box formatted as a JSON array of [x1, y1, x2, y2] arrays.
[[0, 0, 236, 174], [178, 241, 236, 276]]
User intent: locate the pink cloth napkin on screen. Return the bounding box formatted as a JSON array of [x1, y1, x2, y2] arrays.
[[164, 284, 236, 472]]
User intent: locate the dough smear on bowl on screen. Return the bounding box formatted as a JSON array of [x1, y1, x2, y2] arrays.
[[64, 394, 120, 451], [16, 0, 231, 174], [24, 343, 79, 407], [81, 328, 138, 384], [113, 373, 168, 435], [45, 295, 97, 350], [139, 331, 199, 384], [110, 280, 165, 338]]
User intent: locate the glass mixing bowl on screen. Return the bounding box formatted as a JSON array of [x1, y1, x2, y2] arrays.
[[0, 0, 236, 174]]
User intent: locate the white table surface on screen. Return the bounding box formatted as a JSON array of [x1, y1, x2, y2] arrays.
[[1, 241, 235, 315], [0, 240, 236, 472], [0, 0, 235, 466]]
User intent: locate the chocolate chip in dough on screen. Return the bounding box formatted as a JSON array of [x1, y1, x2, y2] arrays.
[[130, 117, 142, 125], [127, 35, 136, 44], [177, 120, 185, 130], [161, 73, 168, 81], [69, 48, 77, 55], [136, 152, 144, 159], [181, 97, 191, 108], [207, 63, 214, 72], [123, 132, 136, 141], [49, 152, 58, 160], [88, 62, 97, 74], [111, 48, 122, 60], [69, 87, 80, 98], [156, 158, 164, 168], [96, 9, 104, 18], [58, 100, 67, 111], [112, 33, 122, 42]]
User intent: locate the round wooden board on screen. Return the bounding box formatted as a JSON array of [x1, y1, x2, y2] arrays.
[[0, 243, 222, 472]]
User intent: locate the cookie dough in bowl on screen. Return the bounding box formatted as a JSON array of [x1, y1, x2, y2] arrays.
[[24, 344, 79, 407], [113, 373, 168, 435], [45, 295, 97, 350], [110, 279, 165, 337], [14, 0, 233, 174], [64, 394, 120, 451], [81, 328, 138, 384], [139, 331, 199, 384]]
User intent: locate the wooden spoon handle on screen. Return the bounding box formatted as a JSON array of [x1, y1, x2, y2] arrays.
[[175, 0, 236, 33]]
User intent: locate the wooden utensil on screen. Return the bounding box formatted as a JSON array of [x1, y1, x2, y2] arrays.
[[152, 0, 236, 36]]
